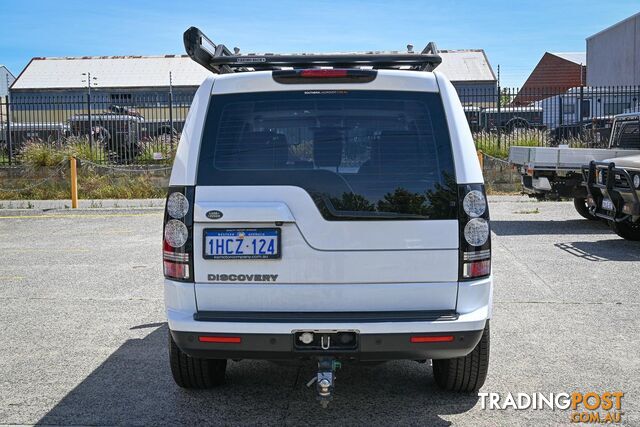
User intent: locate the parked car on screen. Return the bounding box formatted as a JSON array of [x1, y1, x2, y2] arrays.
[[509, 112, 640, 219], [583, 154, 640, 240], [479, 106, 544, 132], [68, 111, 144, 163], [583, 116, 640, 239], [0, 122, 70, 153], [163, 27, 492, 406]]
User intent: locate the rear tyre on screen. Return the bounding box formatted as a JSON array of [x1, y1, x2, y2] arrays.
[[432, 321, 490, 392], [573, 197, 598, 220], [609, 220, 640, 241], [169, 332, 227, 388]]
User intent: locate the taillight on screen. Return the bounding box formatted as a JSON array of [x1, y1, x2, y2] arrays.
[[272, 69, 377, 84], [163, 186, 195, 282], [458, 184, 491, 280]]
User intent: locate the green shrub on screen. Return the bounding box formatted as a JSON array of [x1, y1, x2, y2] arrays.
[[18, 142, 68, 168], [473, 130, 545, 159], [137, 137, 177, 164]]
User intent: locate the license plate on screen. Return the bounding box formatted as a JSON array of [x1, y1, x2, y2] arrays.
[[203, 228, 280, 259], [602, 198, 615, 211]]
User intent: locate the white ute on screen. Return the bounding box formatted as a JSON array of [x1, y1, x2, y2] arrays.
[[163, 27, 492, 406]]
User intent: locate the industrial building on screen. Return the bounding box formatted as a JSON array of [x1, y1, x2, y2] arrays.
[[9, 49, 497, 103], [0, 65, 15, 98], [9, 55, 211, 102], [587, 12, 640, 86], [513, 52, 586, 105]]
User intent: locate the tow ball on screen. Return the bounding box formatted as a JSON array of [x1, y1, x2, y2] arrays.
[[306, 357, 341, 408]]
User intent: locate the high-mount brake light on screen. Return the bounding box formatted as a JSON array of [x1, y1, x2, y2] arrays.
[[299, 69, 349, 78], [458, 184, 491, 280], [163, 187, 195, 282], [272, 69, 377, 84]]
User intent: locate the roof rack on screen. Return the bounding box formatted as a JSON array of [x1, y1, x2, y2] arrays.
[[183, 27, 441, 74]]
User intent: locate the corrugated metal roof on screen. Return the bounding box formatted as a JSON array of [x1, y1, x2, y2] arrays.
[[437, 50, 496, 82], [12, 49, 496, 90], [11, 55, 211, 90], [550, 52, 586, 65], [587, 11, 640, 40]]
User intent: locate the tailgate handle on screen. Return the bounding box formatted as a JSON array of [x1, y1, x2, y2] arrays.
[[194, 201, 295, 223]]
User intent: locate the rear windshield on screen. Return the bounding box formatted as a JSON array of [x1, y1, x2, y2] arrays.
[[610, 119, 640, 149], [196, 90, 457, 220]]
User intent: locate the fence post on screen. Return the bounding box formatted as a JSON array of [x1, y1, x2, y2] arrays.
[[87, 93, 93, 150], [70, 156, 78, 208], [5, 96, 12, 165], [496, 85, 502, 148], [168, 89, 174, 149]]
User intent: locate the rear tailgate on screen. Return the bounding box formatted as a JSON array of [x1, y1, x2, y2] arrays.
[[193, 187, 459, 312], [192, 86, 461, 313]]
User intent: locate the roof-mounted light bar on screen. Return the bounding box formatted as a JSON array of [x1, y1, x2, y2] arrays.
[[183, 26, 442, 74]]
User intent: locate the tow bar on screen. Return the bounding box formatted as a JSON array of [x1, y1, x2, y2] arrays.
[[306, 357, 341, 408]]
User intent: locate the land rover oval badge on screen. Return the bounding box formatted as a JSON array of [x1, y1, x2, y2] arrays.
[[206, 210, 223, 220]]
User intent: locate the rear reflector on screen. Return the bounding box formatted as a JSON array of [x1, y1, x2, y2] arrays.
[[198, 336, 242, 343], [410, 335, 454, 343]]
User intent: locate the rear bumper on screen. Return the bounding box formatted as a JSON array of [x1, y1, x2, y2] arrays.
[[164, 276, 492, 360], [170, 329, 484, 361]]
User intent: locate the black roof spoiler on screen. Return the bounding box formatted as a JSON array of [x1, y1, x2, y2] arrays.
[[183, 26, 441, 74]]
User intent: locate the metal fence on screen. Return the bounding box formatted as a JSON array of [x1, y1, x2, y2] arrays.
[[0, 92, 192, 165], [1, 85, 639, 165], [460, 85, 640, 156]]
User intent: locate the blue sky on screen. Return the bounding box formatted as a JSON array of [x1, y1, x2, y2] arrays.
[[1, 0, 638, 87]]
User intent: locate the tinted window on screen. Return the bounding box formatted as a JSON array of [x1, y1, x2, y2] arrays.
[[611, 119, 640, 149], [197, 90, 457, 220]]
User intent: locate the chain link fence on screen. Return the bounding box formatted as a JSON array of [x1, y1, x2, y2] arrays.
[[1, 85, 639, 165]]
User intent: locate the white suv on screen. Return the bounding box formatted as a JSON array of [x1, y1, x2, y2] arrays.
[[163, 28, 492, 403]]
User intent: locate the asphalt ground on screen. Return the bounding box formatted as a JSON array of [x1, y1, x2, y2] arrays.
[[0, 196, 638, 426]]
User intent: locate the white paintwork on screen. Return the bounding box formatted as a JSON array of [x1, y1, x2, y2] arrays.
[[194, 201, 296, 223], [194, 186, 458, 251], [209, 69, 440, 94], [165, 68, 492, 341], [169, 77, 214, 186], [195, 282, 458, 312], [165, 277, 490, 334], [436, 72, 485, 184]]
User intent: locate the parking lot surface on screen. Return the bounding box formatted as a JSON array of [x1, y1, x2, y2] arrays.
[[0, 196, 638, 426]]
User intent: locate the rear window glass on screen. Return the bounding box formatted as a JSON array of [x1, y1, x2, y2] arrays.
[[611, 119, 640, 149], [196, 90, 457, 220]]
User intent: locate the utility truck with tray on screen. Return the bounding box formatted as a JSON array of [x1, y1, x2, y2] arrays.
[[163, 27, 493, 407], [508, 112, 640, 219]]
